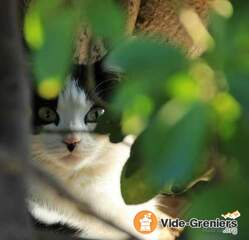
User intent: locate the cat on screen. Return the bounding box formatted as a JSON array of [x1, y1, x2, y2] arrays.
[[27, 59, 183, 240]]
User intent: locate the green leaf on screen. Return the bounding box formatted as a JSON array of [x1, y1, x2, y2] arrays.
[[227, 73, 249, 112], [34, 9, 75, 82], [187, 174, 249, 240], [106, 37, 186, 76], [104, 38, 187, 135], [24, 8, 44, 50], [25, 0, 78, 99], [95, 109, 125, 143], [121, 101, 210, 204], [83, 0, 125, 45], [222, 114, 249, 182], [211, 92, 242, 140]]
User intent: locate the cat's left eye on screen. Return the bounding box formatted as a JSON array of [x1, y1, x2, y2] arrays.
[[38, 107, 58, 125], [85, 107, 105, 124]]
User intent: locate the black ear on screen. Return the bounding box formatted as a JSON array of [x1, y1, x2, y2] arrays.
[[71, 59, 120, 102], [71, 64, 88, 89], [93, 58, 120, 102]]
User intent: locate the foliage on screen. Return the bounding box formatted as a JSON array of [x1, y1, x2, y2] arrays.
[[25, 0, 249, 239]]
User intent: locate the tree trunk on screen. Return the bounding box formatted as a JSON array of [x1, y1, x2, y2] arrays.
[[0, 1, 32, 239]]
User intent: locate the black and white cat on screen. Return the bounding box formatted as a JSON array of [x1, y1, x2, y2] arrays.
[[28, 60, 181, 240]]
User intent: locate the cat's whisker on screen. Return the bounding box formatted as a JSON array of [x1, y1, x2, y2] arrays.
[[86, 78, 119, 100], [94, 85, 117, 98]]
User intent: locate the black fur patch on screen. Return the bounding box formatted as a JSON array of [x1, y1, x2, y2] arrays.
[[32, 91, 58, 133], [72, 58, 120, 102], [30, 213, 79, 236]]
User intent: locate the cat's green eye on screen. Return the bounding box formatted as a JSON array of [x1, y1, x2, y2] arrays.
[[85, 107, 105, 124], [38, 107, 58, 125]]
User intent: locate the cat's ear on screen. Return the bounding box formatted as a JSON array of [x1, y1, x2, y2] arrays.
[[71, 63, 92, 94], [72, 64, 87, 84], [93, 58, 120, 102], [71, 59, 121, 102]]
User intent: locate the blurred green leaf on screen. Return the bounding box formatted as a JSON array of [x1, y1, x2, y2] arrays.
[[95, 109, 125, 143], [165, 72, 200, 102], [34, 9, 75, 81], [24, 8, 44, 50], [211, 92, 241, 140], [187, 174, 249, 240], [25, 0, 79, 99], [121, 94, 154, 135], [121, 101, 210, 204], [227, 73, 249, 112], [106, 37, 186, 76], [104, 38, 187, 136], [222, 114, 249, 182], [83, 0, 125, 45]]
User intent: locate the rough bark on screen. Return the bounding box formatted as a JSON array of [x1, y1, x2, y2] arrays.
[[120, 0, 141, 34], [73, 0, 211, 63]]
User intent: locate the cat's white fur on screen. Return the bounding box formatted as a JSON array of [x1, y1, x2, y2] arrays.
[[28, 80, 178, 240]]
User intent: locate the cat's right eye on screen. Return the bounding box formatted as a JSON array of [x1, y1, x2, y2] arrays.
[[38, 107, 58, 125], [85, 106, 105, 124]]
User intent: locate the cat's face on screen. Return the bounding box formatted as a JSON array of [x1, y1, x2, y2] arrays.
[[31, 61, 118, 170]]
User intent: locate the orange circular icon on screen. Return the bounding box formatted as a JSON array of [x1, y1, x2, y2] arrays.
[[133, 210, 158, 234]]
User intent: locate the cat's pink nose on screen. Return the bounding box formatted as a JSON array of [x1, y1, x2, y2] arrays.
[[63, 134, 81, 152]]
